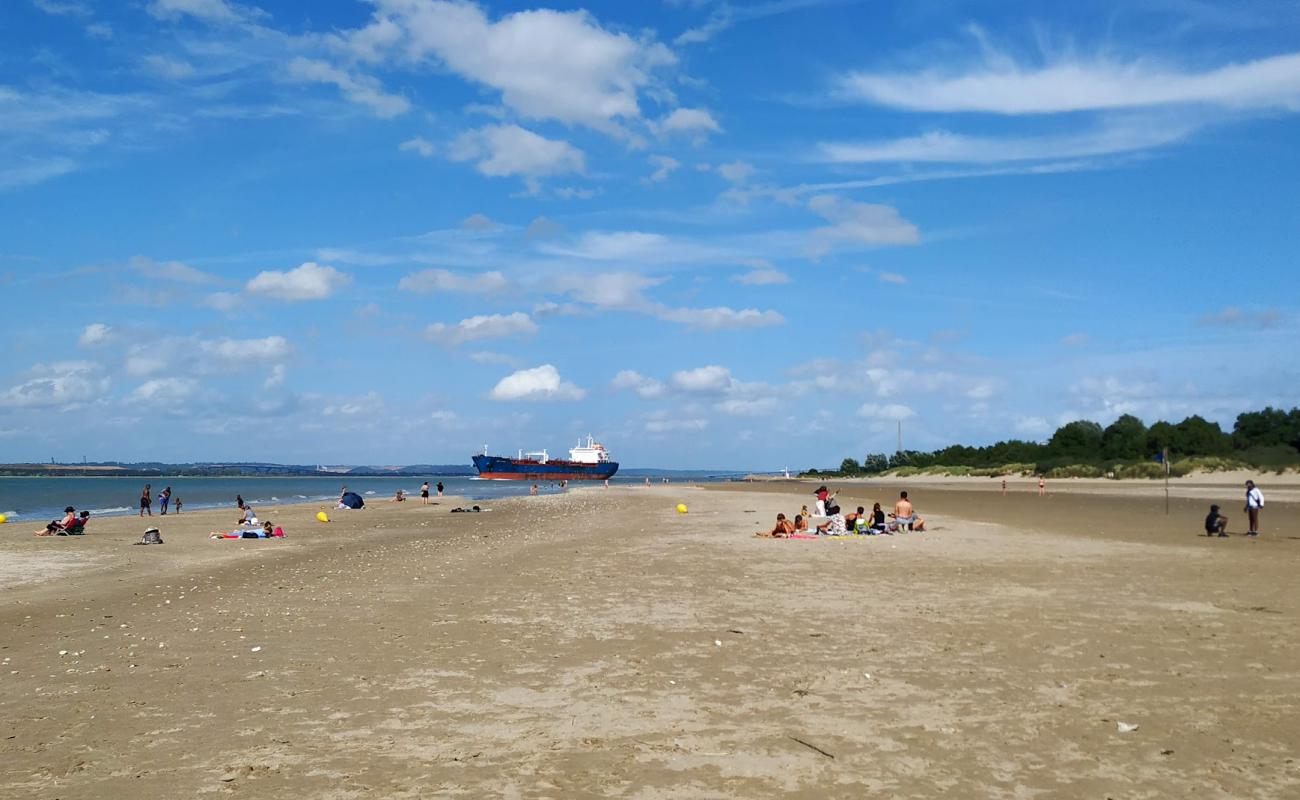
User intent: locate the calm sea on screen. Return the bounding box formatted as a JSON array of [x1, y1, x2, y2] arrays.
[[0, 474, 730, 523]]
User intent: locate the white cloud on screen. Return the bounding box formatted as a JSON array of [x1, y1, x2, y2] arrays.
[[449, 124, 585, 190], [671, 365, 735, 394], [468, 351, 519, 366], [1198, 306, 1282, 329], [716, 396, 779, 417], [611, 369, 665, 398], [140, 55, 196, 80], [425, 312, 537, 346], [645, 154, 680, 183], [322, 391, 384, 417], [147, 0, 249, 24], [286, 57, 410, 118], [857, 402, 916, 421], [264, 364, 286, 389], [878, 271, 907, 285], [716, 160, 755, 183], [807, 194, 920, 256], [130, 255, 216, 284], [461, 213, 496, 230], [645, 417, 707, 433], [489, 364, 585, 401], [245, 262, 350, 301], [203, 291, 242, 312], [399, 136, 436, 157], [545, 231, 670, 261], [129, 377, 199, 404], [33, 0, 92, 16], [551, 271, 661, 309], [78, 323, 111, 347], [655, 306, 785, 330], [0, 361, 109, 409], [1014, 416, 1051, 436], [350, 2, 674, 133], [837, 50, 1300, 114], [526, 216, 563, 239], [659, 107, 722, 139], [200, 336, 292, 364], [819, 119, 1197, 164], [398, 269, 509, 295], [733, 268, 790, 285]]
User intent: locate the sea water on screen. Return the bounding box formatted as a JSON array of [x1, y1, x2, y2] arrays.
[[0, 474, 731, 523]]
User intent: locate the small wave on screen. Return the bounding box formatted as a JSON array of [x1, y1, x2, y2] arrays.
[[296, 495, 308, 499], [364, 491, 376, 495], [271, 496, 280, 501], [89, 506, 131, 515], [1, 510, 18, 519]]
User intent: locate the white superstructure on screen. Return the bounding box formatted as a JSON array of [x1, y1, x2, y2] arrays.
[[568, 435, 612, 464]]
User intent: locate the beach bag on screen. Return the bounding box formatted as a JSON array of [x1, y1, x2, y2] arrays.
[[135, 528, 164, 545]]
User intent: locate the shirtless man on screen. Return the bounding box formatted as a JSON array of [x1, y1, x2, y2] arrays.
[[892, 491, 916, 532]]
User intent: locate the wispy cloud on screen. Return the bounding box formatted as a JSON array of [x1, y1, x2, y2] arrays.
[[837, 48, 1300, 114]]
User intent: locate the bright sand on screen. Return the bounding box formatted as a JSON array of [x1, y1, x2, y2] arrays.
[[1, 481, 1297, 797]]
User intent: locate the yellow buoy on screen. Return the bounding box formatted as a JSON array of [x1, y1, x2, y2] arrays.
[[315, 511, 330, 523], [676, 504, 688, 514], [0, 513, 7, 524]]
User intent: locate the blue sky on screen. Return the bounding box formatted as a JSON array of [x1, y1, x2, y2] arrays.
[[1, 0, 1297, 469]]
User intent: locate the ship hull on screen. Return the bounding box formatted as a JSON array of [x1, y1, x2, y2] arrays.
[[472, 454, 619, 481]]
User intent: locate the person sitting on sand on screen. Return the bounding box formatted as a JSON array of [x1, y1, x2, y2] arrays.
[[845, 506, 866, 532], [770, 513, 795, 537], [800, 504, 811, 519], [816, 512, 847, 536], [37, 506, 77, 536], [65, 511, 90, 535], [1205, 504, 1229, 537], [237, 506, 257, 525], [891, 491, 916, 531], [870, 503, 889, 534], [793, 514, 809, 532], [393, 489, 406, 502]]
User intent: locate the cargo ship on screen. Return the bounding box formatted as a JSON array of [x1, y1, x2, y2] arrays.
[[472, 436, 619, 481]]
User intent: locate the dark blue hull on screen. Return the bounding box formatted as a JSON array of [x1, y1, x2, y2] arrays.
[[472, 454, 619, 480]]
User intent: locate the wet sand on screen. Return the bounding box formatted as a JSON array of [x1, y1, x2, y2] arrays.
[[1, 483, 1297, 798]]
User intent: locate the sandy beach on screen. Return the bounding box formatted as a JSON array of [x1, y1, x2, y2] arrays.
[[2, 481, 1297, 798]]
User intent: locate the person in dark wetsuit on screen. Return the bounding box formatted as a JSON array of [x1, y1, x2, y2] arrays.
[[140, 484, 152, 517]]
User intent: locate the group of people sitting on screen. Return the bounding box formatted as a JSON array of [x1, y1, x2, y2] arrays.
[[35, 507, 91, 536], [756, 488, 926, 538]]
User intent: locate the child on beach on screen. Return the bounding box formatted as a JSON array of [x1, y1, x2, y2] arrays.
[[793, 514, 808, 532], [756, 513, 795, 538], [174, 496, 182, 514], [1205, 504, 1228, 537]]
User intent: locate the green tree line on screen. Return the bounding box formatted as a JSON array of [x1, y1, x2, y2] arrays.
[[815, 407, 1300, 477]]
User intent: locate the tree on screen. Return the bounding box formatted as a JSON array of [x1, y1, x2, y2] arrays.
[[1233, 407, 1299, 450], [1047, 420, 1104, 461], [863, 453, 890, 473], [1146, 421, 1177, 456], [839, 458, 861, 475], [1101, 414, 1148, 460], [1174, 415, 1231, 456]]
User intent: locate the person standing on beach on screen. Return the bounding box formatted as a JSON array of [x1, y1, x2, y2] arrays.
[[174, 496, 182, 514], [139, 484, 152, 517], [159, 486, 171, 515], [436, 481, 444, 497], [420, 481, 430, 504], [236, 494, 245, 511], [1245, 480, 1265, 536], [1037, 476, 1046, 496], [1001, 479, 1007, 496]]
